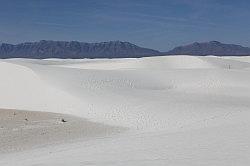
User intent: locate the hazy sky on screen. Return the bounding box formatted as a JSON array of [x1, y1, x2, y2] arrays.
[[0, 0, 250, 51]]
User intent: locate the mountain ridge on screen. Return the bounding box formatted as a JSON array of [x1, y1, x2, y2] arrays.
[[166, 41, 250, 56], [1, 40, 250, 59], [0, 40, 160, 59]]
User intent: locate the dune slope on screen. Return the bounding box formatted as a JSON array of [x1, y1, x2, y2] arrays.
[[1, 55, 250, 165]]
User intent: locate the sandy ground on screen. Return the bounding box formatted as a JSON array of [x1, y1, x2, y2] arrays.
[[0, 56, 250, 165], [0, 109, 124, 154]]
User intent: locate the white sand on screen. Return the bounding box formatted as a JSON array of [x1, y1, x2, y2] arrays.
[[0, 109, 124, 154], [0, 55, 250, 165]]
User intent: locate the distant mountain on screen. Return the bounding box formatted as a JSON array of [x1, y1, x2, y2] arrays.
[[0, 40, 160, 59], [166, 41, 250, 56], [1, 40, 250, 59]]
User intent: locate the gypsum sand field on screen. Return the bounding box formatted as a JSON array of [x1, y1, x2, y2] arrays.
[[0, 109, 124, 154], [1, 56, 250, 165]]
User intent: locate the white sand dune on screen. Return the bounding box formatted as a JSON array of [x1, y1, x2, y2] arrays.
[[1, 55, 250, 165], [52, 55, 250, 70]]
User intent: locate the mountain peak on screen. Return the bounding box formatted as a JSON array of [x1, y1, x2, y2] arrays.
[[167, 41, 250, 56], [208, 41, 221, 44]]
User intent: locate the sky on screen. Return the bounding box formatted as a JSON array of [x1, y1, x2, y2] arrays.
[[0, 0, 250, 51]]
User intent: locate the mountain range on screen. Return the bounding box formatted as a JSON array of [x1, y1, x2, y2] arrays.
[[0, 40, 159, 59], [0, 40, 250, 59], [166, 41, 250, 56]]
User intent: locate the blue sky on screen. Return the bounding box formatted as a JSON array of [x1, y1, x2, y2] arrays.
[[0, 0, 250, 51]]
